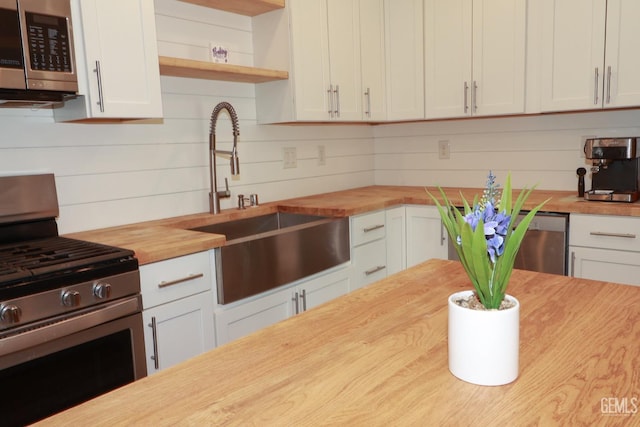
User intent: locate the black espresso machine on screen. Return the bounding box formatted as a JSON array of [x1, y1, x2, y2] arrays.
[[584, 137, 640, 202]]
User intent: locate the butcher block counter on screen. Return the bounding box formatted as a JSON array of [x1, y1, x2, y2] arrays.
[[65, 185, 640, 265], [37, 259, 640, 426]]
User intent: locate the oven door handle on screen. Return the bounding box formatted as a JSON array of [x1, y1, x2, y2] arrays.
[[0, 296, 142, 357]]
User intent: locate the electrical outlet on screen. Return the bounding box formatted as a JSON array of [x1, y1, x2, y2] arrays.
[[580, 135, 596, 158], [318, 145, 326, 166], [438, 140, 450, 160], [283, 147, 297, 169]]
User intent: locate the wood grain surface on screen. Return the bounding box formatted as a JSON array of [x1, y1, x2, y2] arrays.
[[65, 186, 640, 266], [36, 260, 640, 426]]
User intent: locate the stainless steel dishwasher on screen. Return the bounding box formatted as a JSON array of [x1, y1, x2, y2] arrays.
[[448, 211, 569, 275]]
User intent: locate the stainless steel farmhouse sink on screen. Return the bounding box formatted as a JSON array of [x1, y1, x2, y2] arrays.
[[191, 212, 350, 304]]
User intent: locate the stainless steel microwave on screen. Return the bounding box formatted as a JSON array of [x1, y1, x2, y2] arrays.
[[0, 0, 78, 104]]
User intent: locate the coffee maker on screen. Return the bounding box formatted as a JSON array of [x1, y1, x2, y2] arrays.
[[584, 137, 640, 202]]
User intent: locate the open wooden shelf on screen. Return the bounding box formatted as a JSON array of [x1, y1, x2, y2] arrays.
[[178, 0, 284, 16], [158, 56, 288, 83]]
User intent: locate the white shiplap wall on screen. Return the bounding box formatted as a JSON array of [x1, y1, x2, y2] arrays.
[[2, 0, 640, 235], [0, 0, 375, 234], [373, 109, 640, 191]]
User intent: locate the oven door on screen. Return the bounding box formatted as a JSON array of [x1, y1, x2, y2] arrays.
[[0, 0, 26, 90], [0, 296, 146, 427]]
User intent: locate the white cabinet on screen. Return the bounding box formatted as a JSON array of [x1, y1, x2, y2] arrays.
[[56, 0, 162, 121], [406, 205, 448, 268], [540, 0, 640, 112], [140, 252, 215, 375], [384, 0, 424, 120], [351, 210, 388, 289], [424, 0, 526, 119], [569, 214, 640, 286], [215, 265, 350, 345], [386, 206, 407, 275], [360, 0, 387, 121], [254, 0, 363, 122]]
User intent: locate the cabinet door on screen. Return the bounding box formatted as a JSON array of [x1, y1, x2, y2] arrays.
[[406, 206, 447, 268], [327, 0, 362, 121], [73, 0, 162, 118], [352, 238, 387, 289], [540, 0, 607, 112], [296, 266, 350, 313], [424, 0, 472, 119], [360, 0, 386, 121], [603, 0, 640, 108], [143, 291, 215, 375], [571, 247, 640, 287], [472, 0, 526, 116], [215, 288, 292, 346], [384, 0, 424, 120], [289, 0, 331, 120], [385, 206, 406, 275]]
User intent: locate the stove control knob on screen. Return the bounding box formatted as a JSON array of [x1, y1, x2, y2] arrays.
[[61, 290, 81, 307], [93, 282, 112, 300], [0, 305, 21, 324]]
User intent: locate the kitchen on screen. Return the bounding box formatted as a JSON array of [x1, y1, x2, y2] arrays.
[[1, 0, 639, 425]]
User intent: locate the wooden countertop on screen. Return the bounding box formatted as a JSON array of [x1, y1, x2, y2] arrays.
[[36, 259, 640, 426], [65, 185, 640, 265]]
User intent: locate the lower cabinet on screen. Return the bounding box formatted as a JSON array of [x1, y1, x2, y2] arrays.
[[142, 291, 215, 374], [215, 265, 350, 345], [351, 210, 388, 289], [140, 251, 215, 375], [405, 205, 448, 268], [569, 213, 640, 286]]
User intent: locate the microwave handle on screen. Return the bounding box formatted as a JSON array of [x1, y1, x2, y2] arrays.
[[93, 60, 105, 113]]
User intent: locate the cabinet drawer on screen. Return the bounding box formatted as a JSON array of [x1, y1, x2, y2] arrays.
[[140, 252, 212, 309], [353, 239, 387, 288], [351, 210, 386, 246], [570, 214, 640, 252]]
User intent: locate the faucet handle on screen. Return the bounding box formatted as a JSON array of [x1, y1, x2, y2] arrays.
[[250, 194, 259, 206]]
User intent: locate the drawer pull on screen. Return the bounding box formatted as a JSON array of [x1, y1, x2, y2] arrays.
[[363, 224, 385, 233], [158, 273, 204, 289], [365, 265, 386, 276], [589, 231, 636, 239]]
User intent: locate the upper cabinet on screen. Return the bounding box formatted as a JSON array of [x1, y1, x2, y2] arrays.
[[254, 0, 369, 122], [359, 1, 387, 121], [540, 0, 640, 112], [384, 0, 424, 121], [424, 0, 526, 119], [56, 0, 162, 121]]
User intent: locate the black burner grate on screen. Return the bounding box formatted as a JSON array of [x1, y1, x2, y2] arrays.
[[0, 237, 136, 289]]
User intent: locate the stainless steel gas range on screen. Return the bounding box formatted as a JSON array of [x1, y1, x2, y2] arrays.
[[0, 174, 146, 426]]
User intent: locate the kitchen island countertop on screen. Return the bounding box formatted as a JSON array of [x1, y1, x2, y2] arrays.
[[36, 259, 640, 426], [65, 185, 640, 265]]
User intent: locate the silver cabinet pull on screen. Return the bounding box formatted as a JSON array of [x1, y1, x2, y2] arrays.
[[472, 81, 478, 112], [589, 231, 636, 239], [363, 224, 385, 233], [594, 67, 600, 105], [292, 291, 299, 314], [365, 87, 371, 118], [334, 85, 340, 117], [365, 265, 386, 276], [149, 316, 160, 370], [606, 65, 612, 104], [440, 220, 445, 246], [158, 273, 204, 289], [463, 81, 469, 113], [327, 85, 334, 118], [570, 251, 575, 277], [93, 60, 105, 113], [301, 289, 307, 312]]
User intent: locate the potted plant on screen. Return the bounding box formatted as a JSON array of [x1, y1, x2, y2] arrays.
[[428, 172, 548, 386]]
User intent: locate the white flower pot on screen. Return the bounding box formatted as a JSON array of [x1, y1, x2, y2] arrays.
[[448, 290, 520, 386]]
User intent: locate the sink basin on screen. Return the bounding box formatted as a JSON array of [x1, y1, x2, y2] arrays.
[[191, 212, 350, 304], [191, 212, 332, 242]]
